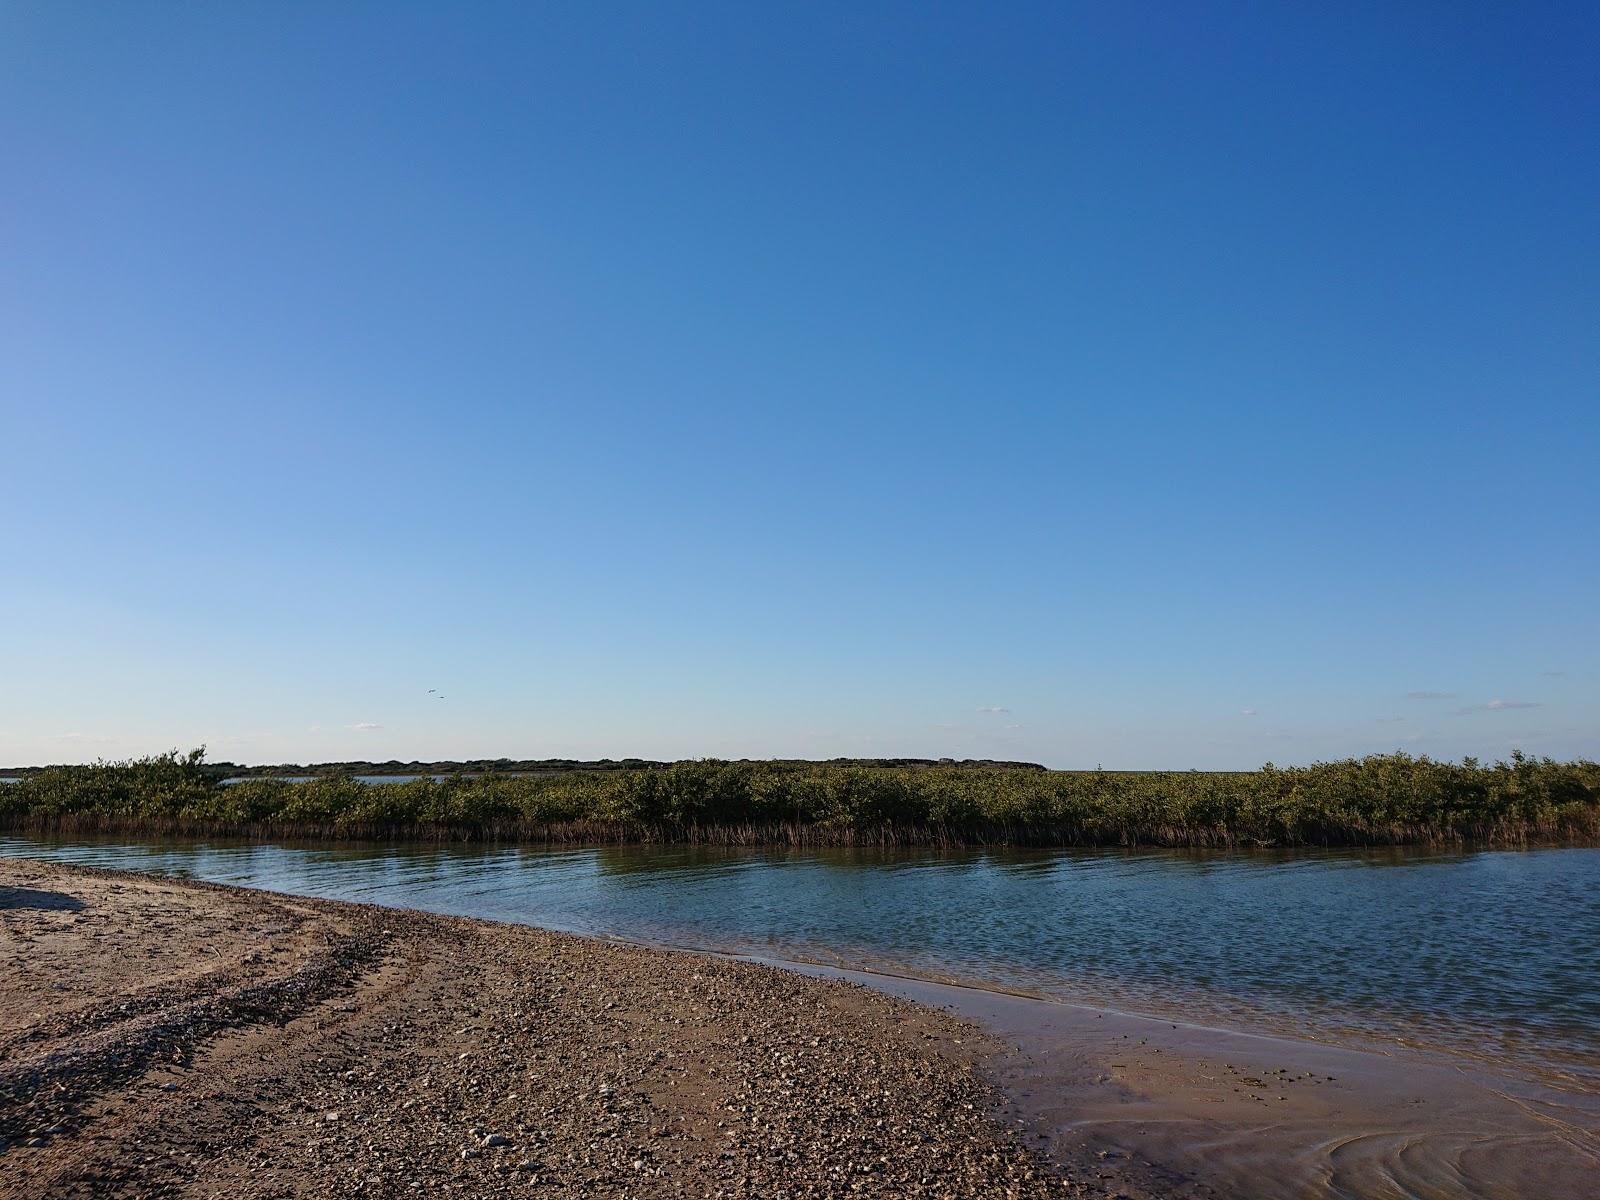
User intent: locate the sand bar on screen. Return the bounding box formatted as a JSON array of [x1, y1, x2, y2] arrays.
[[0, 858, 1113, 1199], [5, 857, 1596, 1199]]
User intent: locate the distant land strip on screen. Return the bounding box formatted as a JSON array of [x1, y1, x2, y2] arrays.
[[3, 750, 1597, 848], [0, 755, 1051, 779]]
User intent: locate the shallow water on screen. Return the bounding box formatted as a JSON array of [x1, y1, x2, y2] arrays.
[[3, 835, 1597, 1096]]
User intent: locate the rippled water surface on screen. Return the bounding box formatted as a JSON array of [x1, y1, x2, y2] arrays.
[[5, 836, 1597, 1088]]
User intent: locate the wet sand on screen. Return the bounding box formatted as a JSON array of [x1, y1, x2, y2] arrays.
[[778, 967, 1600, 1199]]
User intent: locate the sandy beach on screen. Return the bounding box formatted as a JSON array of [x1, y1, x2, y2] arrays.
[[0, 858, 1107, 1199], [835, 970, 1600, 1200], [6, 856, 1596, 1200]]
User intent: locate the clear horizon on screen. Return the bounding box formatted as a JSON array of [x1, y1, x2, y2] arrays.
[[3, 3, 1595, 770]]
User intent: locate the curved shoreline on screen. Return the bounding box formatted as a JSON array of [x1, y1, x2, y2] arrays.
[[8, 831, 1597, 1088], [4, 857, 1596, 1199], [664, 943, 1600, 1199], [797, 963, 1600, 1200], [0, 857, 1108, 1199]]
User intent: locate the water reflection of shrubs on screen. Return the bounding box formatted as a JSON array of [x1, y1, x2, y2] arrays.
[[3, 750, 1596, 847]]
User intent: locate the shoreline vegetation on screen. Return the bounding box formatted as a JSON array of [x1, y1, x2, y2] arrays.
[[3, 750, 1598, 848]]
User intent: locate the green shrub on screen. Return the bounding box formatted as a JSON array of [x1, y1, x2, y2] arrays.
[[5, 748, 1596, 846]]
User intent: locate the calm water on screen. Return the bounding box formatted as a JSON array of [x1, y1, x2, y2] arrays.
[[4, 835, 1596, 1090]]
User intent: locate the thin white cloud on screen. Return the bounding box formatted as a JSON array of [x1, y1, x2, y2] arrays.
[[1406, 691, 1456, 700], [1240, 708, 1258, 717], [1453, 699, 1543, 715], [1541, 671, 1567, 678], [975, 706, 1011, 715], [350, 722, 383, 731], [1375, 715, 1406, 724]]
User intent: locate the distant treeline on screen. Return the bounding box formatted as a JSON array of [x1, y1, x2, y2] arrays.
[[0, 755, 1049, 779], [3, 750, 1597, 848]]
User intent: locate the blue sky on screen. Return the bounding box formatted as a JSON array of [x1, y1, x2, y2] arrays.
[[2, 2, 1595, 768]]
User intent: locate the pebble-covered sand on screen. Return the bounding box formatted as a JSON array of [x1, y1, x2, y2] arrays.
[[0, 858, 1120, 1199]]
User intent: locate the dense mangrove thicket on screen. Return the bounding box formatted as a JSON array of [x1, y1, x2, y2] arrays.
[[2, 750, 1597, 847]]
